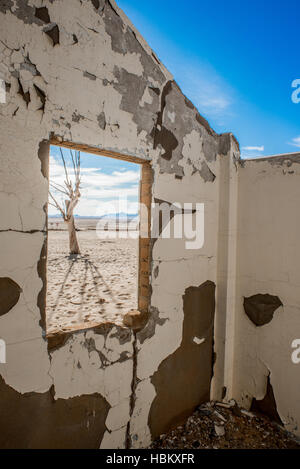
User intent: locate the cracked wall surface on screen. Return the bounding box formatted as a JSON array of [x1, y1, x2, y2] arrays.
[[1, 0, 300, 449]]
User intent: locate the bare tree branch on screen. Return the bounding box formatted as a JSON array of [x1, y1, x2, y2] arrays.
[[70, 149, 77, 175], [60, 147, 71, 190], [49, 191, 66, 220], [49, 148, 82, 254], [49, 182, 69, 197]]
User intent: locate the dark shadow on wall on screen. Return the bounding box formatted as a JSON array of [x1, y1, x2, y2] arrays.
[[148, 281, 216, 439]]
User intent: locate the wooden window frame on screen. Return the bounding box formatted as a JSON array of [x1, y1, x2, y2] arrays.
[[49, 137, 152, 331]]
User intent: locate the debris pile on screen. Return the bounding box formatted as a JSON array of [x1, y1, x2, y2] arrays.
[[151, 401, 300, 449]]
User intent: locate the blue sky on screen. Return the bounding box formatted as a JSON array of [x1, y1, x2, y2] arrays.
[[49, 146, 140, 217], [119, 0, 300, 157], [50, 1, 300, 216]]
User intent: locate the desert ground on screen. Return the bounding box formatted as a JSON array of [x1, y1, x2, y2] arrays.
[[46, 220, 138, 335]]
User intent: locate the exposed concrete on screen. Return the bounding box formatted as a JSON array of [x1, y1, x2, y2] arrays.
[[0, 1, 42, 25]]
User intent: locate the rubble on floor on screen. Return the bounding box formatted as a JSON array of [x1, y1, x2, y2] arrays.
[[151, 401, 300, 449]]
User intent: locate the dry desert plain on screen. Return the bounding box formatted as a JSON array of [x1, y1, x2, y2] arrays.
[[46, 218, 138, 334]]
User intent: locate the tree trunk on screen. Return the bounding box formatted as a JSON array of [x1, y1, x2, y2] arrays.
[[66, 216, 80, 255]]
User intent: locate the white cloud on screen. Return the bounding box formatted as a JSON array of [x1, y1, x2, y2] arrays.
[[74, 199, 139, 217], [288, 136, 300, 148], [85, 186, 139, 199], [242, 146, 264, 152], [49, 156, 140, 187]]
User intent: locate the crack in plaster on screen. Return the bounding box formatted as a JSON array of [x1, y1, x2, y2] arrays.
[[126, 333, 138, 449]]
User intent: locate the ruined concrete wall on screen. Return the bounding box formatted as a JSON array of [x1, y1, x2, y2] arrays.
[[0, 0, 230, 448], [227, 154, 300, 435], [2, 0, 299, 449]]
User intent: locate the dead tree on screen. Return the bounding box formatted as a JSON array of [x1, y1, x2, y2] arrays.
[[49, 148, 81, 255]]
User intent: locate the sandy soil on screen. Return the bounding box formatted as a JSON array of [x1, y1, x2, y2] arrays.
[[46, 230, 138, 335]]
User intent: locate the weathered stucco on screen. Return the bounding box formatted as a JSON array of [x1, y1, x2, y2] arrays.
[[1, 0, 300, 449]]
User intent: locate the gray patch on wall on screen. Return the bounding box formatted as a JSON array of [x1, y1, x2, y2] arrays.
[[0, 0, 13, 15], [0, 278, 22, 316], [0, 377, 110, 449], [251, 375, 283, 425], [104, 1, 164, 142], [152, 81, 178, 166], [104, 3, 165, 84], [199, 160, 216, 182], [47, 322, 133, 354], [0, 0, 41, 24], [148, 281, 216, 438], [244, 294, 283, 327], [112, 67, 160, 139], [137, 307, 167, 345], [20, 56, 41, 77], [218, 133, 231, 156]]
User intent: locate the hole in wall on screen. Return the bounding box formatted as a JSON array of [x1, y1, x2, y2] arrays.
[[45, 142, 151, 336]]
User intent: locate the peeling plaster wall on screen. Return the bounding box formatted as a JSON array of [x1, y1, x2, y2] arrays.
[[0, 0, 230, 448], [228, 155, 300, 436], [4, 0, 299, 450], [2, 0, 300, 450]]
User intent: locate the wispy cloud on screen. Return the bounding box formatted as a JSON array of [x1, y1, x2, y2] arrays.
[[161, 48, 236, 127], [288, 136, 300, 148], [242, 146, 264, 152], [177, 61, 234, 122], [240, 145, 265, 159], [49, 155, 140, 217], [49, 157, 140, 187]]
